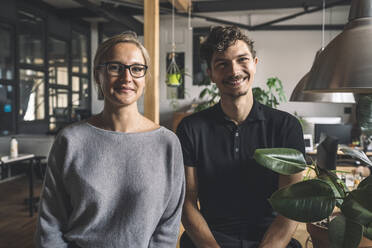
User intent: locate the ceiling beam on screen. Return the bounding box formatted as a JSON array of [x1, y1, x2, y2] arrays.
[[55, 7, 99, 18], [168, 0, 190, 13], [251, 0, 349, 30], [192, 0, 352, 13], [72, 0, 143, 34], [253, 24, 344, 31], [174, 0, 348, 31]]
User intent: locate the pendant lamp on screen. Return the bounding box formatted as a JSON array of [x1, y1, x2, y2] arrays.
[[290, 0, 356, 103], [305, 0, 372, 93], [290, 52, 356, 103]]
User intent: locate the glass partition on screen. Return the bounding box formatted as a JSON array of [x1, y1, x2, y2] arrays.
[[72, 31, 88, 74], [0, 26, 13, 80], [48, 87, 69, 132], [19, 69, 45, 121], [18, 10, 44, 65], [0, 84, 14, 135], [48, 37, 68, 86]]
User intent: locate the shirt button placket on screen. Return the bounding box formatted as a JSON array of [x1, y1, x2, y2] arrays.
[[234, 128, 240, 159]]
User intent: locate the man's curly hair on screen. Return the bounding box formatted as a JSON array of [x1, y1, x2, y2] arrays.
[[200, 26, 256, 69]]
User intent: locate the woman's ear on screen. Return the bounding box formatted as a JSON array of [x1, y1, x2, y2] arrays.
[[94, 69, 100, 85], [94, 69, 105, 99]]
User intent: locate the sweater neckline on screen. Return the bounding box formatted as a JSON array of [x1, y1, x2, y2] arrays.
[[85, 121, 163, 136]]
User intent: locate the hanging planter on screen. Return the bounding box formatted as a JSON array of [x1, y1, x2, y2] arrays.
[[166, 72, 182, 87], [166, 52, 182, 87]]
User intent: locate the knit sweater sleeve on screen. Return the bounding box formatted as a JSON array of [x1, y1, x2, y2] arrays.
[[149, 136, 185, 248], [35, 134, 72, 248]]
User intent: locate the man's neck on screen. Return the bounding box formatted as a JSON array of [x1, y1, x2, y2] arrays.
[[220, 91, 254, 125]]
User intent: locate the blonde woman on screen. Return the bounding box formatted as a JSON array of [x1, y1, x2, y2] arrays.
[[36, 32, 185, 248]]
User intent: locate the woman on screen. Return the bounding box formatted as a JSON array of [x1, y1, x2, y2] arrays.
[[36, 32, 185, 248]]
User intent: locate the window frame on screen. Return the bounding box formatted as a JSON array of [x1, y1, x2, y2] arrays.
[[0, 20, 16, 135]]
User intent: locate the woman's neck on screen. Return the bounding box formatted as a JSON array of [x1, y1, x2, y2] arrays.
[[99, 103, 142, 132]]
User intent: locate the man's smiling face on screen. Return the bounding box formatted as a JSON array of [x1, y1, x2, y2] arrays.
[[208, 40, 258, 99]]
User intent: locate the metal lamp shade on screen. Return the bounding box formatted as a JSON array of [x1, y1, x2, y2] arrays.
[[305, 0, 372, 93], [290, 73, 356, 103]]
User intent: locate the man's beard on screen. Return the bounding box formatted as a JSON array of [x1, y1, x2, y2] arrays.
[[222, 73, 251, 98], [226, 90, 249, 98]]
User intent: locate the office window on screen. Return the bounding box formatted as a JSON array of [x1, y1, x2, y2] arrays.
[[48, 38, 68, 86], [0, 26, 13, 80], [72, 76, 89, 108], [18, 10, 44, 65], [72, 31, 88, 74], [47, 37, 70, 132], [0, 24, 15, 135], [0, 84, 14, 135], [19, 69, 45, 121], [71, 29, 90, 120], [48, 87, 69, 131]]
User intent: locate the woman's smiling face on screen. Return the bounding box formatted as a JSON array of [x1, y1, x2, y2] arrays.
[[97, 42, 146, 108]]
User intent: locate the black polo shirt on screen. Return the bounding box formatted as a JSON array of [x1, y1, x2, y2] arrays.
[[176, 100, 305, 240]]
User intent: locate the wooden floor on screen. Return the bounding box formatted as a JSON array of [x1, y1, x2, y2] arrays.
[[0, 176, 310, 248], [0, 176, 42, 248]]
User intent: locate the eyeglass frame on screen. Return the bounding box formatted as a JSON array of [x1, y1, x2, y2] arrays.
[[95, 62, 148, 78]]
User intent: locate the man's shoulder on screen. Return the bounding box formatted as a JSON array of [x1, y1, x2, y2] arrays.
[[180, 105, 217, 127], [259, 102, 298, 124]]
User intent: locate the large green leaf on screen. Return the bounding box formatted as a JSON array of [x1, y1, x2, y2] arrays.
[[254, 148, 307, 175], [341, 185, 372, 225], [364, 222, 372, 240], [269, 179, 336, 222], [328, 215, 363, 248], [318, 168, 346, 208], [340, 147, 372, 167], [358, 175, 372, 189]]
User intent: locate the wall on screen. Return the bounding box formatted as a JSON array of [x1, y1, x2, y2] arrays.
[[91, 6, 354, 129], [158, 6, 353, 129]]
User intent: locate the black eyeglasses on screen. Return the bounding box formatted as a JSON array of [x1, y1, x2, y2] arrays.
[[96, 62, 148, 78]]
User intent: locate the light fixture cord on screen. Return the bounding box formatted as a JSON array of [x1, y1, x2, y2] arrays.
[[322, 0, 325, 50], [188, 0, 192, 30], [172, 0, 175, 54]]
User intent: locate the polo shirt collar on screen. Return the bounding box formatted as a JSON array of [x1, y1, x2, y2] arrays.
[[214, 99, 266, 125]]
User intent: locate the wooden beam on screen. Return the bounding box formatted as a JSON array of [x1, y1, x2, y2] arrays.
[[144, 0, 159, 124], [168, 0, 189, 13]]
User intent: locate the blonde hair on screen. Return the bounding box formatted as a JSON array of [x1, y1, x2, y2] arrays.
[[93, 31, 150, 84]]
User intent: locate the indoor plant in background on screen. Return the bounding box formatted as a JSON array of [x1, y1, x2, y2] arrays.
[[253, 147, 372, 248], [252, 76, 286, 109], [194, 76, 286, 112]]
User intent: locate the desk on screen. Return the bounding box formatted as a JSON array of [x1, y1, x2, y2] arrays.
[[0, 154, 45, 217], [306, 150, 372, 156]]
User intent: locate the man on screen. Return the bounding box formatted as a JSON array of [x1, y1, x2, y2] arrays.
[[176, 26, 305, 248]]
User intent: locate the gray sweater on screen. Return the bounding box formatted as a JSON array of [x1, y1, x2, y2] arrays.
[[35, 122, 185, 248]]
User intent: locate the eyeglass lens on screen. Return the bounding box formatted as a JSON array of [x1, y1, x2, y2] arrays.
[[106, 63, 146, 78]]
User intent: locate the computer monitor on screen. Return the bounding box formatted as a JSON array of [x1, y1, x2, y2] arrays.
[[314, 123, 352, 145], [317, 136, 338, 170], [303, 134, 313, 152]]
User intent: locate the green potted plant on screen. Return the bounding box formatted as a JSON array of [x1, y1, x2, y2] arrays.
[[252, 77, 286, 109], [253, 147, 372, 248], [194, 84, 220, 112]]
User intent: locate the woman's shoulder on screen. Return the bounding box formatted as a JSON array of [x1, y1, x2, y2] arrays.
[[56, 121, 91, 140]]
